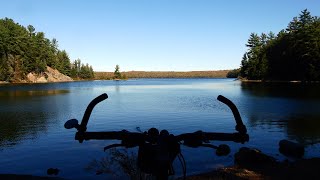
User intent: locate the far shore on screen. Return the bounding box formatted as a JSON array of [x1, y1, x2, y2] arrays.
[[2, 78, 320, 85], [94, 70, 230, 80], [2, 70, 320, 84]]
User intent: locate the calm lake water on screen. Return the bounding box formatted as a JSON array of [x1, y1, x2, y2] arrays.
[[1, 79, 320, 179]]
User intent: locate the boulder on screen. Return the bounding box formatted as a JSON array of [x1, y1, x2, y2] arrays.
[[36, 76, 47, 83], [26, 66, 73, 83], [234, 147, 277, 171], [279, 140, 304, 158], [27, 73, 37, 82]]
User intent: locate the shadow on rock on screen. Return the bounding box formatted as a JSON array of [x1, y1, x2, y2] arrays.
[[234, 147, 320, 179], [183, 147, 320, 180]]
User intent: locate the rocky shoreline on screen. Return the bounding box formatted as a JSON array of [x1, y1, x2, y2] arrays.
[[0, 66, 73, 84], [183, 147, 320, 179], [26, 66, 73, 83], [1, 147, 319, 180]]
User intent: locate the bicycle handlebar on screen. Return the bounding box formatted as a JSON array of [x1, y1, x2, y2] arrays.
[[75, 130, 249, 148], [217, 95, 247, 134], [78, 93, 108, 132]]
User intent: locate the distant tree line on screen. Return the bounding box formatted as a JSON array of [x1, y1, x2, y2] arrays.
[[70, 59, 94, 79], [0, 18, 94, 82], [95, 70, 229, 79], [240, 9, 320, 81]]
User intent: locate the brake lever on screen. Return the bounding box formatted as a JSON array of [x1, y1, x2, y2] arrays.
[[104, 144, 124, 151], [201, 144, 230, 156]]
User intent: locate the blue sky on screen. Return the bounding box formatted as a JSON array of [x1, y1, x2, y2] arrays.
[[1, 0, 319, 72]]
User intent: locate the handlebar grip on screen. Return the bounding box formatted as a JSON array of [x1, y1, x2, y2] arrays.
[[217, 95, 247, 134], [79, 93, 108, 132]]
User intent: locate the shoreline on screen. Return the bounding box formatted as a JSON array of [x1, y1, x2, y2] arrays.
[[240, 79, 320, 83], [2, 148, 320, 180], [180, 146, 320, 179], [1, 69, 230, 84], [0, 77, 231, 84], [0, 80, 76, 85], [2, 77, 320, 85]]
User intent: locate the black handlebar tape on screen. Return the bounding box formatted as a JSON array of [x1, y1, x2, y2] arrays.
[[79, 93, 108, 132], [217, 95, 247, 134]]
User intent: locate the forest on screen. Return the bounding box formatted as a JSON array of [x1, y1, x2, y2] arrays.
[[3, 9, 318, 82], [0, 18, 94, 82], [240, 9, 320, 81]]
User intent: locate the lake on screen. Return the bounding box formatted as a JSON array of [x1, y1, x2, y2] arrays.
[[1, 79, 320, 179]]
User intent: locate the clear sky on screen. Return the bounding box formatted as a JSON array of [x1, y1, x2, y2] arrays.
[[1, 0, 319, 72]]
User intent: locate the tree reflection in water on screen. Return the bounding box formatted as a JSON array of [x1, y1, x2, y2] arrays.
[[240, 82, 320, 145], [0, 89, 69, 149]]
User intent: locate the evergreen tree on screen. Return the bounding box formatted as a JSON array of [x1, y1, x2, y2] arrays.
[[0, 18, 95, 81], [240, 9, 320, 81], [114, 64, 121, 79]]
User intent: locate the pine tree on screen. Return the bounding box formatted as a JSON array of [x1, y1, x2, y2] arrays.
[[114, 65, 121, 79]]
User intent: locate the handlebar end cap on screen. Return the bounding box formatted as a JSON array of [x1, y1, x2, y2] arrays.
[[64, 119, 80, 129]]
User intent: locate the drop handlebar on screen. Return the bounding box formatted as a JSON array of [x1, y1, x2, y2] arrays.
[[66, 93, 249, 145]]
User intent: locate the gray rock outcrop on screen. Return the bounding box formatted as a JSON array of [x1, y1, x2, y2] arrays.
[[26, 66, 73, 83]]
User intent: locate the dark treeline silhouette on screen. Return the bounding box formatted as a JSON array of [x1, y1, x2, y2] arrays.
[[240, 9, 320, 81], [0, 18, 94, 82], [226, 69, 240, 78]]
